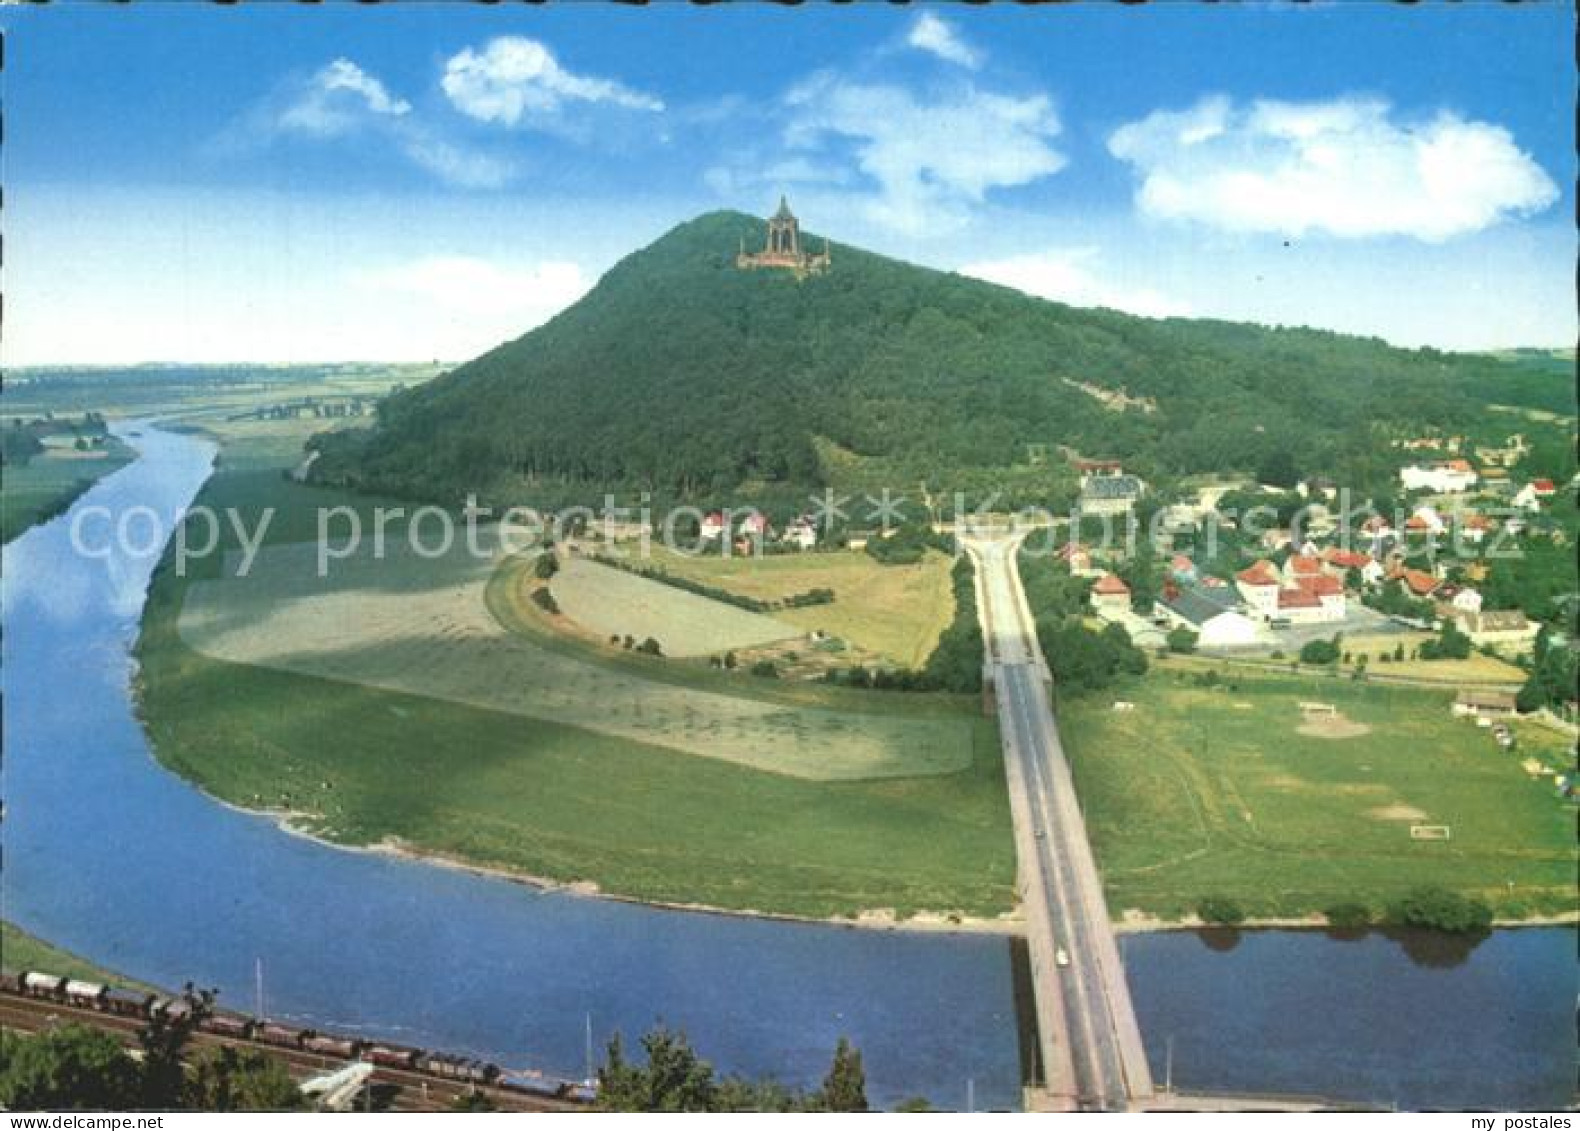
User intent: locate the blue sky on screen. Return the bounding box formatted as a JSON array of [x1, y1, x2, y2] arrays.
[[4, 4, 1573, 365]]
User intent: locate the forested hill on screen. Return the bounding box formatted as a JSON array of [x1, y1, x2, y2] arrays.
[[312, 209, 1547, 507]]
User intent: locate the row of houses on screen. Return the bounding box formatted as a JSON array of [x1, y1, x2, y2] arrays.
[[699, 511, 818, 549], [1397, 457, 1557, 506]]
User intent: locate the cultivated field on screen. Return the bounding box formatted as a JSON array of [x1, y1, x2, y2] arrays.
[[178, 538, 974, 782], [551, 555, 800, 656], [140, 469, 1014, 918], [1059, 669, 1577, 920], [641, 545, 956, 666]]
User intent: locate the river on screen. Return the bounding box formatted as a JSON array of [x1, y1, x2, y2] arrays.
[[2, 423, 1573, 1110]]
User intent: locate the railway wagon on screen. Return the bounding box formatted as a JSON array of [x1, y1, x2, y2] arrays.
[[104, 989, 156, 1018], [21, 971, 65, 999], [257, 1022, 311, 1049], [367, 1043, 421, 1070], [0, 971, 22, 995], [203, 1014, 255, 1040], [64, 980, 108, 1009], [419, 1053, 499, 1085], [303, 1034, 361, 1059]]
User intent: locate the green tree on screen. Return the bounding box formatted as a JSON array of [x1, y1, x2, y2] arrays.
[[534, 553, 560, 580], [816, 1037, 868, 1112], [140, 985, 214, 1107], [1299, 636, 1341, 665], [0, 1025, 143, 1111], [183, 1047, 305, 1112], [1196, 896, 1246, 926], [1388, 886, 1493, 934], [597, 1029, 718, 1113], [1165, 625, 1198, 654]]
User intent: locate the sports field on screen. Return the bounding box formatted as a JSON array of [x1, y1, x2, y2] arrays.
[[1058, 668, 1577, 920], [551, 555, 800, 656], [140, 468, 1015, 918], [642, 546, 956, 666]]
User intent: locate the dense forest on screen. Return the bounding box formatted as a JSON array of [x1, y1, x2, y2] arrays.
[[312, 210, 1571, 511]]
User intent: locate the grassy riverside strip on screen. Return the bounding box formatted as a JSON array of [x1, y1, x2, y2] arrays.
[[135, 468, 1018, 921], [1, 444, 134, 544], [0, 922, 153, 990], [1058, 666, 1578, 922]]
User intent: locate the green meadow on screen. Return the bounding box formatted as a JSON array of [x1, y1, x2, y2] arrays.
[[1059, 666, 1577, 920]]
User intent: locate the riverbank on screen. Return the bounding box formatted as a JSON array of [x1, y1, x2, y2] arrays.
[[0, 922, 156, 990]]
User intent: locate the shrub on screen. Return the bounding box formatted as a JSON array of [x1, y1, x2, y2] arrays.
[[636, 637, 663, 657], [750, 659, 779, 678], [1196, 896, 1246, 926], [1387, 886, 1494, 934], [534, 553, 560, 580], [530, 587, 560, 614], [1165, 626, 1199, 654], [1299, 637, 1341, 665], [1323, 902, 1372, 929]]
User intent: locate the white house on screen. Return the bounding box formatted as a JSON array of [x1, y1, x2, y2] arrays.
[[739, 512, 770, 538], [1512, 480, 1554, 512], [1090, 572, 1132, 617], [1400, 460, 1478, 493], [1235, 560, 1282, 617], [782, 517, 817, 550]]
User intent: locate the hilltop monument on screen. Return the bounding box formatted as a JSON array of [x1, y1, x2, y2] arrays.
[[737, 196, 830, 277]]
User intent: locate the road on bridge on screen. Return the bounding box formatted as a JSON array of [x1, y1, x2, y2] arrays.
[[965, 532, 1153, 1112]]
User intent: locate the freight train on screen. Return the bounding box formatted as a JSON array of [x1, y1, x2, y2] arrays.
[[1, 970, 593, 1102]]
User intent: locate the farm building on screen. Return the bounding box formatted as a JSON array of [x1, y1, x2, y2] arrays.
[[1450, 608, 1540, 651], [1452, 690, 1518, 719], [1156, 583, 1260, 647]]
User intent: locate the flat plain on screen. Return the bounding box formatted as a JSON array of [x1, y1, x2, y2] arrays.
[[1058, 666, 1577, 920]]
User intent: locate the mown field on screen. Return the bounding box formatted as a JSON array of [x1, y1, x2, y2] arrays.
[[141, 466, 1016, 918], [1059, 667, 1577, 920], [1, 446, 133, 543], [642, 545, 956, 667], [551, 555, 800, 656]]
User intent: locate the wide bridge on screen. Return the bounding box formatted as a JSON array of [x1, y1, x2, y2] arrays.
[[962, 528, 1154, 1112]]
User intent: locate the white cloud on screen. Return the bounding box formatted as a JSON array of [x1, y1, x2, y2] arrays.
[[397, 131, 517, 190], [276, 58, 411, 137], [442, 37, 663, 127], [778, 74, 1065, 234], [1108, 94, 1559, 241], [907, 13, 983, 69], [961, 247, 1192, 319]]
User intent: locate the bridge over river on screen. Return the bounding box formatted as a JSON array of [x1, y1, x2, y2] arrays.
[[962, 529, 1154, 1111]]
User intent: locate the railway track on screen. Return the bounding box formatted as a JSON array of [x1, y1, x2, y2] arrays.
[[0, 992, 585, 1112]]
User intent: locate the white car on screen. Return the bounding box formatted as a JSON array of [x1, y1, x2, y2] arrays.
[[1055, 948, 1071, 968]]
